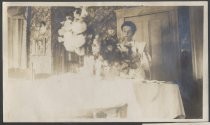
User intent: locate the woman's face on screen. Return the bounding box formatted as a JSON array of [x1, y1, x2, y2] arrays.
[[122, 26, 134, 41], [73, 11, 81, 19], [66, 16, 73, 22]]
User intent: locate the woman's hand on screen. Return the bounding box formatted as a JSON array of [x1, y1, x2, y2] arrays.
[[117, 44, 129, 52]]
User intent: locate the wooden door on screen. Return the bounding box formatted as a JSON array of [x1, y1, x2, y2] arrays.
[[124, 11, 179, 81]]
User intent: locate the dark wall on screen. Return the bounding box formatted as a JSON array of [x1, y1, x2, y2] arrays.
[[178, 6, 195, 97], [51, 7, 75, 74]]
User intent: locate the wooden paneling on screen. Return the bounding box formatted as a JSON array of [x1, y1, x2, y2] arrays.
[[148, 19, 164, 80], [115, 7, 177, 38]]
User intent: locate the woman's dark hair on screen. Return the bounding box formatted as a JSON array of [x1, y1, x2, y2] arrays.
[[75, 8, 82, 15], [121, 21, 136, 34]]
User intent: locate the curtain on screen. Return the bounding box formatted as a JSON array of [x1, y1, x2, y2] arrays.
[[189, 7, 203, 80], [8, 17, 27, 69]]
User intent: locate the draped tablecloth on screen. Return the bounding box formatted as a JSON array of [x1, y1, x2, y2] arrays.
[[132, 80, 185, 119], [4, 73, 185, 122]]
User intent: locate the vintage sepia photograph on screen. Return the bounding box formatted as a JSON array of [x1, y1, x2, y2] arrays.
[[143, 123, 210, 125], [143, 122, 210, 125], [2, 2, 208, 122]]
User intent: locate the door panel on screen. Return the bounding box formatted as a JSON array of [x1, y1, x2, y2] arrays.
[[125, 11, 178, 81], [148, 19, 164, 80]]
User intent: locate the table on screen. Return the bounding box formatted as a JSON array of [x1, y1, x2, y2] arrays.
[[4, 73, 185, 122], [132, 80, 185, 119]]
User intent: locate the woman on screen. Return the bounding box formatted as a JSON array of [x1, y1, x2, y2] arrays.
[[117, 21, 151, 80]]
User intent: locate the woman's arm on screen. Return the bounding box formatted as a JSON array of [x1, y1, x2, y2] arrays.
[[132, 42, 151, 72]]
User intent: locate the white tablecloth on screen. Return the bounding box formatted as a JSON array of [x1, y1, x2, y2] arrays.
[[132, 80, 185, 119], [4, 73, 185, 122]]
